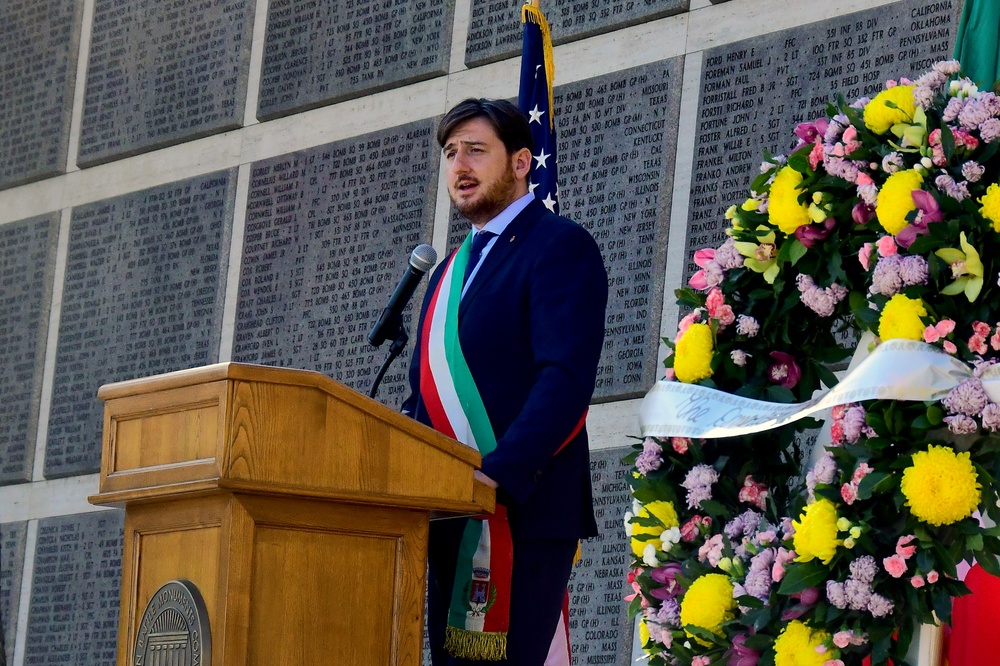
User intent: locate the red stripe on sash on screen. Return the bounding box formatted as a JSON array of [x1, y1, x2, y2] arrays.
[[480, 505, 511, 633], [419, 252, 456, 439], [555, 408, 589, 455]]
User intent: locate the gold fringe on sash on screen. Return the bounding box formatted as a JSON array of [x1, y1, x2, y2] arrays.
[[521, 1, 556, 132], [444, 626, 508, 661]]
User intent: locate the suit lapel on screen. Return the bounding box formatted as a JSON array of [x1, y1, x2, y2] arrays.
[[459, 198, 546, 318]]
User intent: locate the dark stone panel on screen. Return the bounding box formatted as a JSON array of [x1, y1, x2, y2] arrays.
[[77, 0, 254, 167], [257, 0, 455, 120], [233, 120, 439, 406], [465, 0, 686, 67], [447, 60, 683, 401], [0, 216, 60, 485], [684, 0, 958, 282], [0, 0, 83, 190], [24, 511, 124, 666], [1, 521, 28, 665], [567, 446, 634, 665], [45, 171, 235, 478]]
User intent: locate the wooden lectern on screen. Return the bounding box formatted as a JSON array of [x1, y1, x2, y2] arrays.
[[89, 363, 493, 666]]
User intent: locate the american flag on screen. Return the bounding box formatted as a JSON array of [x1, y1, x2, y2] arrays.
[[518, 0, 559, 214]]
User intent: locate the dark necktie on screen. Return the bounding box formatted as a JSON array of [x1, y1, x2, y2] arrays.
[[464, 230, 496, 285]]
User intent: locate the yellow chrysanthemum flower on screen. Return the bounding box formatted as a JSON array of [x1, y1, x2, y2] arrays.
[[878, 294, 927, 341], [769, 166, 811, 235], [901, 445, 981, 526], [674, 323, 714, 383], [629, 500, 680, 557], [980, 182, 1000, 232], [774, 620, 830, 666], [876, 170, 924, 235], [679, 573, 736, 644], [864, 85, 916, 134], [792, 498, 841, 565]]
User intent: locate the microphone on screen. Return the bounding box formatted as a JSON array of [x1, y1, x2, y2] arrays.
[[368, 243, 438, 347]]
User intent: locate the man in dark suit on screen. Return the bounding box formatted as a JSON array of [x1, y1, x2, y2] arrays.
[[402, 98, 608, 665]]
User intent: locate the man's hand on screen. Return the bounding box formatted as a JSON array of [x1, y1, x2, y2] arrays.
[[474, 470, 498, 488]]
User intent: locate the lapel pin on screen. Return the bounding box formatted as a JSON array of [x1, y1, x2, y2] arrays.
[[509, 235, 516, 242]]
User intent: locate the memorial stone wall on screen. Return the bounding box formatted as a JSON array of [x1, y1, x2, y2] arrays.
[[0, 0, 961, 664]]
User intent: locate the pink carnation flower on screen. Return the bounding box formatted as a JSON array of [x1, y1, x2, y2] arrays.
[[896, 534, 917, 559], [841, 483, 858, 505], [852, 462, 874, 485], [927, 571, 939, 584], [680, 515, 709, 543], [883, 554, 908, 578], [970, 335, 989, 355], [924, 319, 955, 343], [859, 243, 874, 271], [875, 235, 897, 257], [911, 575, 926, 588], [678, 310, 703, 335], [738, 475, 769, 511], [671, 437, 690, 454], [772, 547, 796, 582]]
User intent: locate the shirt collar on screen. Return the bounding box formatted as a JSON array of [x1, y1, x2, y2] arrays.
[[472, 191, 534, 238]]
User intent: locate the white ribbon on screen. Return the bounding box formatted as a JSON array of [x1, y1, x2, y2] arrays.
[[639, 339, 1000, 438]]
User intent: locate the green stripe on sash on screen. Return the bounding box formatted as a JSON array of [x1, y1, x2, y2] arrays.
[[445, 235, 497, 456], [447, 519, 483, 627]]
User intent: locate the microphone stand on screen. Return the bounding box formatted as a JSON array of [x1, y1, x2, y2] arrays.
[[368, 320, 408, 398]]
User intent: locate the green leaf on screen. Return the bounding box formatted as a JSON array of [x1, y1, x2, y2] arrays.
[[967, 534, 984, 552], [697, 499, 729, 517], [777, 559, 829, 595], [979, 137, 999, 163], [856, 471, 891, 500], [976, 552, 1000, 577], [743, 634, 774, 651], [940, 123, 956, 161], [871, 636, 891, 665], [684, 625, 725, 647], [764, 385, 797, 403], [788, 151, 810, 174], [849, 290, 881, 326], [788, 239, 808, 266]]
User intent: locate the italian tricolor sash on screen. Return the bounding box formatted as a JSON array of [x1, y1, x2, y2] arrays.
[[420, 236, 512, 660], [420, 235, 586, 662]]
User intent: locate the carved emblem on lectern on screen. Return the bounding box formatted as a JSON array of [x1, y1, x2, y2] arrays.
[[134, 579, 211, 666]]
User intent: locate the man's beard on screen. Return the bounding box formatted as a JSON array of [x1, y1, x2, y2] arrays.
[[453, 167, 518, 224]]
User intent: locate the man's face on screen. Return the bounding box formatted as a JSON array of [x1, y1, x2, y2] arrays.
[[443, 117, 529, 227]]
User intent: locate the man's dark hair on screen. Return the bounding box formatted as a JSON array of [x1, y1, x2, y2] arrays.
[[437, 98, 534, 154]]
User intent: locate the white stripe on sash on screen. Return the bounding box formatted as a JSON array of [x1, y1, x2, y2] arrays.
[[426, 260, 478, 449]]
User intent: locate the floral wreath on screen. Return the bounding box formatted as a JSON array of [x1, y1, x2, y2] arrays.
[[627, 60, 1000, 666]]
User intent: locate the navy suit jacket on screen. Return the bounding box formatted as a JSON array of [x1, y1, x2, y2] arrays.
[[403, 198, 608, 541]]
